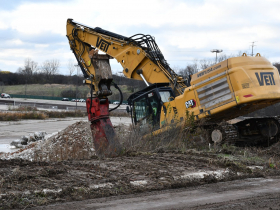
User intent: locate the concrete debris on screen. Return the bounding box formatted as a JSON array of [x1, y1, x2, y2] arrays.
[[10, 139, 23, 148], [130, 180, 148, 186], [10, 132, 47, 148], [2, 121, 95, 161]]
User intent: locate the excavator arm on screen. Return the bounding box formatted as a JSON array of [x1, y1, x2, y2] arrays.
[[66, 19, 188, 96], [66, 19, 190, 157]]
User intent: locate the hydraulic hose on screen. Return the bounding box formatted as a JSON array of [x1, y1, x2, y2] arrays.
[[109, 82, 123, 112], [90, 79, 93, 114]]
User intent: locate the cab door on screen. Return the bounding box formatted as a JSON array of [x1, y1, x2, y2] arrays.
[[133, 90, 161, 128]]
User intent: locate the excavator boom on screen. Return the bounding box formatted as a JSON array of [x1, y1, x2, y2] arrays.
[[66, 19, 188, 96]]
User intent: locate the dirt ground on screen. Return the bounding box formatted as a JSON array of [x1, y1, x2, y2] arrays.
[[26, 177, 280, 210], [1, 121, 280, 209], [1, 150, 280, 209]]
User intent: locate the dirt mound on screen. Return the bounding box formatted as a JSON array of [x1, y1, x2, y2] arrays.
[[258, 141, 280, 158], [1, 121, 95, 161]]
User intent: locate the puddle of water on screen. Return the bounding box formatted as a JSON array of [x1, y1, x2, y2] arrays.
[[0, 144, 19, 153]]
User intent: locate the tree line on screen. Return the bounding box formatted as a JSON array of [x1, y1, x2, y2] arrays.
[[1, 55, 280, 94], [0, 58, 147, 99], [0, 58, 146, 87], [176, 52, 280, 79]]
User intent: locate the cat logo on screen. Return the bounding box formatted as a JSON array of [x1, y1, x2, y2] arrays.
[[96, 37, 111, 52], [185, 99, 196, 108], [255, 72, 275, 86]]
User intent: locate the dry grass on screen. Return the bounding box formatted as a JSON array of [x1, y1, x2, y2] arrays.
[[0, 112, 47, 121], [0, 109, 86, 121], [4, 84, 88, 97], [120, 111, 208, 154], [8, 106, 38, 111], [44, 110, 86, 118]]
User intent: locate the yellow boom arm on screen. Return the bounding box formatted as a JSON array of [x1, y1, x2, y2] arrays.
[[66, 19, 187, 96]]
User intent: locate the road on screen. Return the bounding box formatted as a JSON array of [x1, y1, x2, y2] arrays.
[[0, 97, 130, 152], [30, 176, 280, 210], [0, 117, 89, 144], [0, 116, 131, 152], [0, 98, 127, 110]]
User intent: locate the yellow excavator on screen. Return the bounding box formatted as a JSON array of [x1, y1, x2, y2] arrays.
[[66, 19, 280, 157]]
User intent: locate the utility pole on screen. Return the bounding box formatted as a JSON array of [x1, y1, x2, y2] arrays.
[[211, 49, 223, 63], [250, 41, 257, 56]]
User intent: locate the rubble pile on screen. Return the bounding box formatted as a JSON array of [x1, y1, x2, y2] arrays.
[[1, 121, 95, 161], [10, 131, 47, 148]]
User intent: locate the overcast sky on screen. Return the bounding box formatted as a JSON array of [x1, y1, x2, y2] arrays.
[[0, 0, 280, 75]]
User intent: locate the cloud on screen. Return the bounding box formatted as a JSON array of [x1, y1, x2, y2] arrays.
[[0, 0, 72, 11], [0, 0, 280, 74]]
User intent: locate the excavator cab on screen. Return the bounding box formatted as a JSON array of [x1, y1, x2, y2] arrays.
[[127, 83, 175, 129]]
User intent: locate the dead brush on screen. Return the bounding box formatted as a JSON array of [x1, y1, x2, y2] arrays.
[[8, 106, 38, 112], [0, 112, 47, 121], [120, 111, 208, 153], [43, 110, 86, 118], [0, 110, 86, 121]]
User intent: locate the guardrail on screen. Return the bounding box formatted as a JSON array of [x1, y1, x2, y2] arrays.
[[0, 100, 86, 111], [8, 94, 128, 104]]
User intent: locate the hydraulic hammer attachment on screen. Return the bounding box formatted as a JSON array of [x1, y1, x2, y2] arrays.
[[86, 97, 122, 158], [82, 53, 122, 158]]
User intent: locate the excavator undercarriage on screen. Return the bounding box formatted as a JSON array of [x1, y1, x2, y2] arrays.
[[202, 116, 280, 146]]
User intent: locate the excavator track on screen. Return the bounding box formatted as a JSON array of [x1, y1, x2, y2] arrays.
[[205, 121, 238, 145], [206, 116, 280, 146], [219, 122, 239, 144]]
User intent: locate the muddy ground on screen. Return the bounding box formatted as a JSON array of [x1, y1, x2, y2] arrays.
[[1, 149, 280, 209], [1, 121, 280, 209], [27, 177, 280, 210]]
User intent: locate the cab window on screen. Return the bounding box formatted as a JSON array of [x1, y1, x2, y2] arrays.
[[159, 91, 173, 102], [133, 96, 150, 122]]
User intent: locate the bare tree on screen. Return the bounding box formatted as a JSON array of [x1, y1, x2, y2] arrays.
[[200, 52, 248, 70], [17, 67, 23, 74], [67, 59, 76, 76], [77, 67, 83, 77], [217, 54, 229, 63], [177, 60, 199, 79], [25, 58, 38, 74], [17, 58, 38, 75], [200, 59, 214, 70], [41, 59, 60, 77], [273, 62, 280, 74]]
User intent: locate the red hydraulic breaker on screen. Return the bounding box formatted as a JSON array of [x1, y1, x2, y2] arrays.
[[86, 97, 122, 158]]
